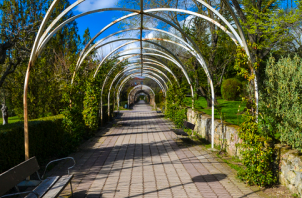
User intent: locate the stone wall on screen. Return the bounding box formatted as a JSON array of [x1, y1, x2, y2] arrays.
[[187, 108, 302, 196], [187, 108, 241, 156], [276, 145, 302, 196]]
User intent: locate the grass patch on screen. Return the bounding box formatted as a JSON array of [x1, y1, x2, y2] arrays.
[[184, 97, 246, 125], [0, 116, 21, 125], [216, 153, 244, 172], [0, 114, 64, 132]]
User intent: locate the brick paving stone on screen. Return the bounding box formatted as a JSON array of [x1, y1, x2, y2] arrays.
[[49, 100, 262, 198]]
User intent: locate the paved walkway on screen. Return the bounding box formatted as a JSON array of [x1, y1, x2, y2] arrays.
[[49, 101, 261, 198]]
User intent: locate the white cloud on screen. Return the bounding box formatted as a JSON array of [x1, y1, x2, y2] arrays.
[[95, 34, 141, 61], [146, 31, 155, 39], [75, 0, 119, 13]]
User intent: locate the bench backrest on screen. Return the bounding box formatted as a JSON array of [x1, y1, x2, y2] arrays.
[[183, 121, 195, 130], [0, 157, 40, 196]]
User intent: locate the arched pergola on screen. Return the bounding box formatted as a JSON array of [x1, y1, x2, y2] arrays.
[[23, 0, 256, 160], [128, 85, 156, 109]]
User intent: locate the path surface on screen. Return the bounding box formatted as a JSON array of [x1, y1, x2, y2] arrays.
[[49, 101, 261, 198]]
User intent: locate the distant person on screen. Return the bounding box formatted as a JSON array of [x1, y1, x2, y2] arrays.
[[1, 104, 8, 125]]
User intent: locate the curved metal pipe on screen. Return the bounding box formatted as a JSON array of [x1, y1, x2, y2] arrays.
[[98, 56, 178, 122], [120, 65, 172, 85], [107, 70, 166, 117], [25, 0, 256, 156], [116, 73, 166, 112], [128, 85, 156, 109]]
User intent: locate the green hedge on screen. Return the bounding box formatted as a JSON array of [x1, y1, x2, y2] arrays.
[[0, 106, 114, 173], [0, 116, 73, 173]]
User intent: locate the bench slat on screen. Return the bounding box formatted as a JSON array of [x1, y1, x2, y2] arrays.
[[43, 175, 73, 198], [183, 121, 195, 130], [0, 157, 40, 196], [26, 176, 60, 198]]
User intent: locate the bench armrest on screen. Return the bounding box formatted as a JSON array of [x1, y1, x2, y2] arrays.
[[42, 157, 76, 179], [1, 191, 39, 198]]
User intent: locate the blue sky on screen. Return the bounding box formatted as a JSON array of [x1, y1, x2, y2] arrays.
[[69, 0, 127, 40]]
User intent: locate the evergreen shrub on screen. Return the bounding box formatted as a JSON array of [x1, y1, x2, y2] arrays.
[[261, 55, 302, 149], [221, 78, 242, 100]]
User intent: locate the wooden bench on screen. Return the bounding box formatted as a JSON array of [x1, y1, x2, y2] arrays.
[[171, 121, 195, 138], [0, 156, 75, 198]]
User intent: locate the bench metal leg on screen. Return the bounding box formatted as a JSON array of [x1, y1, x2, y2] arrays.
[[70, 181, 73, 198]]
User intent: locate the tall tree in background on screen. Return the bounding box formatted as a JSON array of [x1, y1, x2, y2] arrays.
[[230, 0, 299, 86], [0, 0, 47, 88], [4, 0, 82, 119]]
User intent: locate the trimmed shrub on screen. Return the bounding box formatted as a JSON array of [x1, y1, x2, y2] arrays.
[[221, 78, 242, 100], [0, 116, 73, 173]]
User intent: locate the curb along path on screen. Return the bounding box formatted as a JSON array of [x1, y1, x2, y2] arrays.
[[49, 101, 261, 198]]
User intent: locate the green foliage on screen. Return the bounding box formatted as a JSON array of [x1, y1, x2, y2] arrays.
[[261, 55, 302, 148], [82, 77, 101, 131], [0, 116, 75, 173], [237, 107, 277, 187], [6, 0, 80, 119], [61, 106, 87, 145], [165, 82, 187, 128], [221, 78, 242, 101]]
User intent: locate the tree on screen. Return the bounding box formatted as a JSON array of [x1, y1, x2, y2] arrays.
[[0, 0, 47, 88], [82, 28, 92, 47], [7, 0, 81, 119], [230, 0, 299, 86]]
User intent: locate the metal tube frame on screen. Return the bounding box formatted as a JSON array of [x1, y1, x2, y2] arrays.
[[116, 73, 166, 111], [24, 0, 256, 159], [128, 85, 155, 108]]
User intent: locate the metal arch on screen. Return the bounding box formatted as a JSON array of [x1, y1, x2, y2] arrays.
[[135, 92, 150, 102], [98, 57, 178, 124], [108, 70, 167, 117], [107, 49, 187, 76], [116, 73, 166, 111], [118, 73, 166, 108], [36, 3, 250, 132], [117, 73, 166, 104], [77, 26, 220, 70], [36, 6, 239, 66], [77, 36, 207, 89], [89, 39, 194, 98], [37, 10, 139, 57], [35, 2, 248, 112], [91, 39, 190, 84], [24, 0, 257, 159], [128, 85, 155, 108], [135, 92, 149, 100], [110, 66, 172, 88], [118, 73, 166, 96], [39, 7, 238, 117], [144, 8, 240, 45], [116, 70, 168, 92], [95, 46, 182, 83], [35, 6, 231, 121], [125, 59, 179, 84], [90, 37, 207, 78], [106, 66, 166, 114], [34, 7, 242, 61], [129, 85, 155, 97], [109, 52, 184, 77], [120, 65, 172, 85], [108, 68, 166, 104]]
